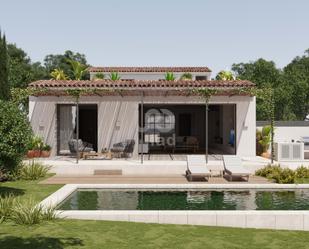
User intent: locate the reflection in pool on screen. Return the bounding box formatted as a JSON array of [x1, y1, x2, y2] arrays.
[[58, 189, 309, 211]]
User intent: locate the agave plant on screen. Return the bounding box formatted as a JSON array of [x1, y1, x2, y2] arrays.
[[94, 73, 105, 80], [67, 59, 87, 80], [165, 72, 176, 81], [215, 70, 235, 80], [50, 69, 69, 80], [180, 73, 192, 80], [109, 72, 121, 81]]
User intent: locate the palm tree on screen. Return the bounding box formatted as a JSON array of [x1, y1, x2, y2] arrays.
[[165, 72, 176, 81], [180, 73, 192, 80], [109, 72, 121, 81], [215, 70, 235, 80], [67, 59, 87, 80], [50, 69, 68, 80]]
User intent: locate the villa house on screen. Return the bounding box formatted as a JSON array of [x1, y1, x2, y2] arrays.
[[28, 67, 256, 160]]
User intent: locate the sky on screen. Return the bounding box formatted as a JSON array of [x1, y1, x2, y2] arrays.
[[0, 0, 309, 75]]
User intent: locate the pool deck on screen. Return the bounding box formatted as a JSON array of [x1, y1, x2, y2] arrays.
[[40, 175, 270, 184]]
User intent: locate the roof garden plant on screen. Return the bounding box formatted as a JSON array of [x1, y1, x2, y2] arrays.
[[50, 69, 68, 80], [165, 72, 176, 81], [215, 70, 235, 80], [180, 73, 192, 80], [93, 73, 105, 80], [109, 72, 121, 81], [67, 59, 87, 80]]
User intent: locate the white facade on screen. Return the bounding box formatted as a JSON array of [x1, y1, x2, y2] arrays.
[[29, 95, 256, 158], [256, 123, 309, 143], [90, 71, 211, 81]]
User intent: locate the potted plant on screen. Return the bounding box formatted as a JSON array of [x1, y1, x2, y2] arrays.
[[41, 144, 52, 157], [256, 126, 271, 158], [27, 136, 44, 158]]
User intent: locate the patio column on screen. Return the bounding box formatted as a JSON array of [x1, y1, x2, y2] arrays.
[[76, 97, 79, 164], [205, 102, 208, 164], [140, 91, 144, 164]]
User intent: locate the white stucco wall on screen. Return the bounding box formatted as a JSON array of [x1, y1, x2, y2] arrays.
[[90, 72, 211, 81], [29, 95, 256, 158], [256, 125, 309, 143]]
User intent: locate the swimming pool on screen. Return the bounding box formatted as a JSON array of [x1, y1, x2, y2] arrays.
[[58, 188, 309, 211]]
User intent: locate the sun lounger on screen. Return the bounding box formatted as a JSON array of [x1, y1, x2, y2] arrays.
[[223, 155, 250, 181], [186, 155, 211, 181]]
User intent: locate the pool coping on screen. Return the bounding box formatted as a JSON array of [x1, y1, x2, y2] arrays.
[[40, 184, 309, 231]]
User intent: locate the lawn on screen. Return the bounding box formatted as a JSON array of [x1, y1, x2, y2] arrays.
[[1, 178, 309, 249]]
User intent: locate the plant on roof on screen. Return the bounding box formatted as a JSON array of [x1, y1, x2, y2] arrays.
[[109, 72, 121, 81], [165, 72, 176, 81], [180, 73, 192, 80], [215, 70, 235, 80], [67, 59, 87, 80], [50, 69, 68, 80], [93, 73, 105, 80]]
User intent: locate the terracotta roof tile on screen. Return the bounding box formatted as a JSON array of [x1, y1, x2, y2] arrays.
[[88, 67, 212, 73], [29, 79, 254, 89]]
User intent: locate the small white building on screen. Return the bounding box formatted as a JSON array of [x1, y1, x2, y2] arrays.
[[28, 67, 256, 159]]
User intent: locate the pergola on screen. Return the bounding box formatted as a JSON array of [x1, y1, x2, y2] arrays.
[[29, 79, 255, 164]]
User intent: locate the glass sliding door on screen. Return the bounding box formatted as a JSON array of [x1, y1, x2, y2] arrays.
[[57, 105, 77, 155]]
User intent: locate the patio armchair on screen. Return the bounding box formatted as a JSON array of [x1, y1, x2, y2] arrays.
[[68, 139, 94, 154], [111, 139, 135, 158]]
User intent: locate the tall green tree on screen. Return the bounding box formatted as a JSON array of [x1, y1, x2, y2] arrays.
[[232, 59, 290, 120], [7, 44, 48, 88], [0, 31, 9, 100], [283, 50, 309, 120]]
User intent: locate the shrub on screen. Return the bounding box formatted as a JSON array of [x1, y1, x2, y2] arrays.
[[42, 206, 58, 221], [0, 100, 33, 172], [19, 161, 50, 180], [275, 168, 295, 184], [255, 165, 307, 184], [10, 198, 58, 225], [11, 198, 43, 225], [0, 194, 16, 221], [295, 166, 309, 179]]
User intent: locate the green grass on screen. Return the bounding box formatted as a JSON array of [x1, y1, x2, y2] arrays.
[[1, 177, 309, 249], [0, 175, 61, 202], [1, 220, 309, 249]]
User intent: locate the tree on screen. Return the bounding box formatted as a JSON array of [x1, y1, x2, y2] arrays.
[[7, 44, 48, 89], [0, 30, 9, 100], [215, 70, 235, 80], [232, 59, 290, 120], [0, 100, 33, 171], [44, 50, 89, 80], [67, 59, 87, 80], [283, 50, 309, 120]]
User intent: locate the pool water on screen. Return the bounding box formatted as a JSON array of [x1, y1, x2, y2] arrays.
[[58, 189, 309, 211]]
